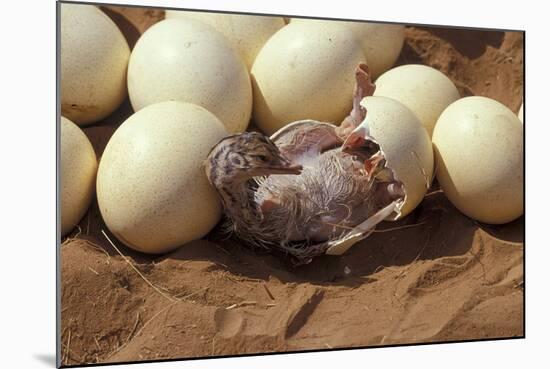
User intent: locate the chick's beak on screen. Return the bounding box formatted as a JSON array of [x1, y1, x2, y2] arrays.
[[266, 154, 302, 175]]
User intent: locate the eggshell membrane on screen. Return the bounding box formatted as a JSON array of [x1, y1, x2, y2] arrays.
[[96, 101, 228, 254], [251, 21, 366, 135], [433, 96, 523, 224], [61, 4, 130, 126], [374, 64, 460, 137], [518, 103, 523, 124], [291, 18, 404, 78], [128, 19, 252, 133], [164, 10, 285, 70], [61, 116, 98, 236], [360, 96, 434, 219]]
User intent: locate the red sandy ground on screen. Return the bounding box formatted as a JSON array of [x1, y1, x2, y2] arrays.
[[60, 7, 524, 365]]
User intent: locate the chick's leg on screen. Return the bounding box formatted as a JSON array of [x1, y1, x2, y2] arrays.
[[336, 63, 376, 140]]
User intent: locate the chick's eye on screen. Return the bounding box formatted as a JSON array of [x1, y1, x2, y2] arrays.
[[255, 155, 268, 162], [231, 156, 242, 165]]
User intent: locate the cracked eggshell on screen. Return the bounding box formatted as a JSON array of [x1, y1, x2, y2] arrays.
[[360, 96, 434, 219], [97, 101, 228, 254], [61, 3, 130, 126], [291, 18, 404, 78], [251, 21, 366, 135], [433, 96, 523, 224], [61, 116, 98, 236], [164, 10, 285, 70], [128, 19, 252, 133], [374, 64, 460, 138]]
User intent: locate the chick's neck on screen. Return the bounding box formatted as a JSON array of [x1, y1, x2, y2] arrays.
[[216, 175, 262, 230]]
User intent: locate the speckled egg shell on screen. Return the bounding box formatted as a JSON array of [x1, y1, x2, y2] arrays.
[[433, 96, 523, 224], [291, 18, 404, 78], [164, 10, 285, 70], [251, 21, 366, 135], [360, 96, 434, 219], [61, 116, 98, 236], [127, 18, 252, 133], [61, 4, 130, 126], [96, 101, 228, 254], [374, 64, 460, 138]]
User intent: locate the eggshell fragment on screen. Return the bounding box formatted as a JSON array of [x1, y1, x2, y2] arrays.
[[433, 96, 523, 224], [61, 3, 130, 125], [61, 116, 98, 236], [96, 101, 228, 254], [360, 96, 434, 219], [374, 64, 460, 137], [291, 18, 404, 78], [164, 10, 285, 70], [251, 21, 366, 135], [128, 19, 252, 133], [518, 103, 523, 124]]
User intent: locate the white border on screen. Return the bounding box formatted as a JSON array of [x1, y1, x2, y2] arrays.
[[2, 0, 547, 368]]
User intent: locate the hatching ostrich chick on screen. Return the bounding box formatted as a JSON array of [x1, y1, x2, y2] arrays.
[[205, 63, 404, 264]]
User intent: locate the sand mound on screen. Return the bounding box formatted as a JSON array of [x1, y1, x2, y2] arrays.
[[60, 7, 524, 366]]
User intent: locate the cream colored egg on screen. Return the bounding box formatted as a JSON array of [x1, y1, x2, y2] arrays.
[[164, 10, 285, 70], [97, 101, 228, 254], [128, 19, 252, 133], [374, 64, 460, 137], [61, 116, 98, 236], [291, 18, 404, 78], [433, 96, 523, 224], [61, 3, 130, 125], [518, 103, 523, 124], [251, 21, 366, 135], [360, 96, 434, 219]]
